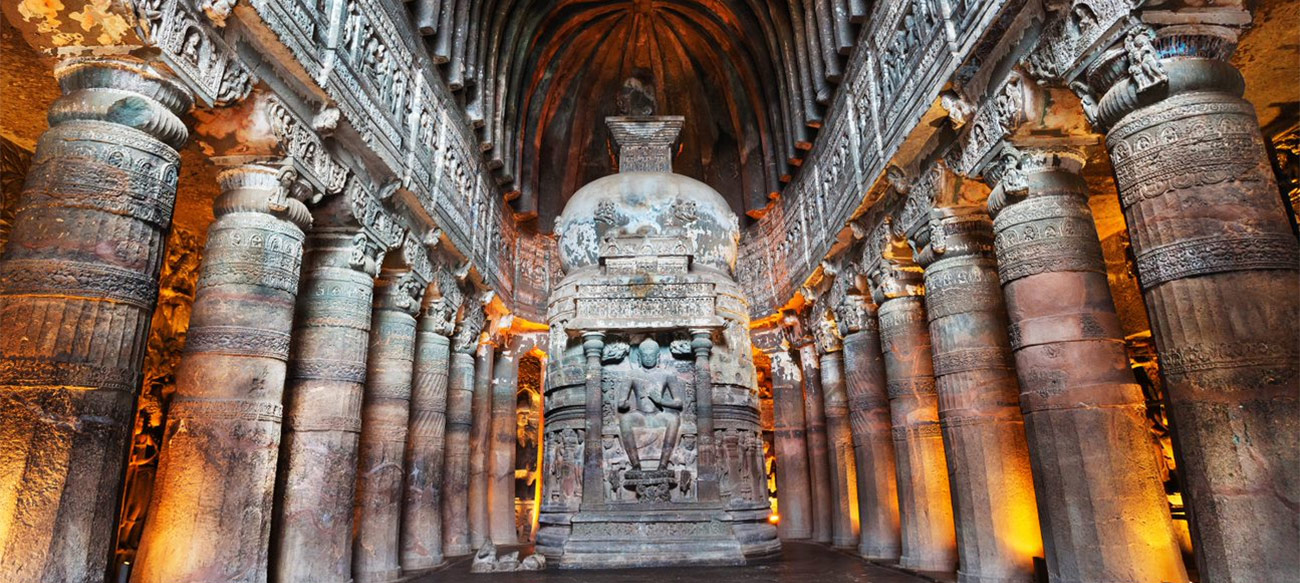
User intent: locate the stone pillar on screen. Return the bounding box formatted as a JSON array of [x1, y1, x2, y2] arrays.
[[988, 147, 1186, 582], [692, 329, 721, 502], [468, 337, 496, 548], [489, 337, 521, 544], [766, 344, 814, 539], [353, 268, 424, 583], [133, 164, 311, 583], [579, 331, 606, 507], [794, 335, 834, 544], [915, 205, 1042, 583], [274, 226, 381, 583], [0, 57, 190, 582], [400, 291, 457, 570], [836, 296, 901, 561], [1081, 26, 1299, 582], [812, 315, 859, 549], [871, 256, 957, 572], [443, 305, 484, 557]]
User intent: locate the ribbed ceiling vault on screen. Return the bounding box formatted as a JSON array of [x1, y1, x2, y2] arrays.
[[405, 0, 866, 231]]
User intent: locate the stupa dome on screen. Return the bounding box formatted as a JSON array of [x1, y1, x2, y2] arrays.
[[554, 116, 740, 274]]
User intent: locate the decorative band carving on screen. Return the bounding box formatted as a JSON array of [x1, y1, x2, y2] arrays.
[[1161, 341, 1297, 377], [291, 359, 367, 383], [1108, 97, 1267, 207], [1007, 311, 1123, 350], [0, 258, 158, 309], [1135, 233, 1299, 290], [932, 347, 1013, 376], [185, 326, 293, 360], [196, 261, 302, 294], [169, 399, 283, 423], [360, 424, 409, 444], [848, 393, 889, 411], [887, 377, 937, 398], [285, 412, 363, 433], [0, 357, 138, 393], [891, 421, 942, 441], [367, 381, 414, 401], [924, 284, 1003, 320]]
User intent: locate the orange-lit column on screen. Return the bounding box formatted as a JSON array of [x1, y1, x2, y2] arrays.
[[1080, 26, 1299, 582], [870, 254, 957, 572], [914, 206, 1042, 582], [443, 305, 485, 557], [468, 335, 496, 549], [987, 146, 1186, 582], [353, 267, 424, 583], [755, 329, 814, 540], [275, 222, 383, 583], [0, 58, 190, 582], [792, 322, 834, 544], [836, 295, 901, 561], [401, 290, 457, 571], [133, 164, 311, 582], [813, 313, 860, 549]]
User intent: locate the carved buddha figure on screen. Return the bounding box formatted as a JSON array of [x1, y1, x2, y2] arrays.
[[616, 338, 685, 471]]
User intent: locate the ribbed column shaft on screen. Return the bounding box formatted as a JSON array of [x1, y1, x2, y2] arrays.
[[274, 228, 376, 583], [400, 299, 454, 571], [917, 207, 1042, 583], [797, 342, 833, 544], [467, 341, 495, 548], [990, 148, 1186, 583], [353, 270, 421, 583], [819, 351, 860, 548], [133, 165, 310, 583], [0, 57, 190, 583], [1089, 33, 1299, 581], [842, 321, 901, 561], [442, 349, 477, 556]]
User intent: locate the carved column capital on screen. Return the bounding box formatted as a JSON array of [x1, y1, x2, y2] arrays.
[[213, 164, 313, 230], [452, 301, 486, 354], [912, 206, 995, 268], [834, 294, 878, 336], [50, 57, 193, 149], [811, 310, 843, 354], [986, 146, 1088, 217]]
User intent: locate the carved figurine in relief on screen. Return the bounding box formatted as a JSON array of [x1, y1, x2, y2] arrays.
[[617, 339, 686, 472]]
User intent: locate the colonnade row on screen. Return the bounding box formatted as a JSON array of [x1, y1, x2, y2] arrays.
[[759, 30, 1299, 583], [0, 57, 534, 583]]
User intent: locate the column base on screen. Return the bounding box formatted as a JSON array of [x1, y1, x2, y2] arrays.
[[900, 555, 956, 572], [354, 567, 402, 583], [399, 556, 446, 572], [444, 544, 472, 558], [957, 569, 1035, 583], [858, 545, 901, 562]]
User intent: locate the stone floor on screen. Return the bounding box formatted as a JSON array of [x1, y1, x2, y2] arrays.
[[410, 541, 942, 582]]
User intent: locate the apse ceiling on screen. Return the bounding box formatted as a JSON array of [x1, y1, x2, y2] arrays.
[[406, 0, 865, 231]]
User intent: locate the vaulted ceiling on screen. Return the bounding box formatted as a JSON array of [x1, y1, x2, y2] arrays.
[[407, 0, 864, 231]]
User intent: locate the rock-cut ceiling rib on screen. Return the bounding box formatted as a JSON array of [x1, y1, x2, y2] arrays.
[[404, 0, 866, 231]]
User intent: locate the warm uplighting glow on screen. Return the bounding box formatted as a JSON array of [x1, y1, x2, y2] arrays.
[[768, 513, 780, 524]]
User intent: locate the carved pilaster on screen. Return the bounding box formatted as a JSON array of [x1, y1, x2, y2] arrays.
[[1078, 25, 1300, 582], [913, 205, 1042, 583], [987, 145, 1188, 582], [488, 333, 522, 544], [354, 265, 425, 583], [810, 308, 856, 548], [0, 56, 192, 583], [868, 251, 957, 572], [468, 330, 497, 549], [274, 223, 384, 583], [133, 163, 311, 583]]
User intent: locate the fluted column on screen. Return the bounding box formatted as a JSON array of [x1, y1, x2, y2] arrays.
[[401, 292, 457, 570], [793, 329, 834, 544], [468, 336, 496, 548], [915, 206, 1042, 583], [1081, 25, 1299, 582], [988, 147, 1186, 582], [274, 225, 381, 583], [765, 342, 813, 539], [443, 305, 484, 557], [353, 268, 423, 583], [871, 256, 957, 572], [133, 164, 311, 583], [489, 336, 521, 544], [0, 57, 190, 583], [812, 315, 858, 549], [836, 295, 901, 561]]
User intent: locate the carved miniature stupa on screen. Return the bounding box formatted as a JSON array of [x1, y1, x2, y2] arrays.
[[536, 89, 779, 568]]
